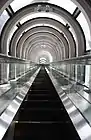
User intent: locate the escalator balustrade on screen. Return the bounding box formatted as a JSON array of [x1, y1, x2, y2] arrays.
[[14, 67, 81, 140]]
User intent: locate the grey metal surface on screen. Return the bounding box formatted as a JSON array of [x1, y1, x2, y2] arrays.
[[0, 67, 40, 140], [46, 67, 91, 140]]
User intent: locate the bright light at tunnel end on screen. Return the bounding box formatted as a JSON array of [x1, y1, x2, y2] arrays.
[[36, 50, 53, 64], [39, 57, 47, 64]]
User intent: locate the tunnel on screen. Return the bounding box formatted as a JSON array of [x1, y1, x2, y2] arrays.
[[0, 0, 91, 140]]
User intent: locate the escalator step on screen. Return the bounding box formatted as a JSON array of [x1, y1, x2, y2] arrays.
[[25, 94, 59, 100], [14, 122, 80, 140], [21, 100, 64, 109], [27, 91, 57, 97], [28, 90, 55, 95], [13, 67, 81, 140], [30, 85, 53, 90], [18, 108, 69, 121]]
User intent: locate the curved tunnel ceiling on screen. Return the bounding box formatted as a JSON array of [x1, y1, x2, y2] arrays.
[[10, 18, 75, 58], [0, 1, 86, 64], [15, 25, 71, 59]]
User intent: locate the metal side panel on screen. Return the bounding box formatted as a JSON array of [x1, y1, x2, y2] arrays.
[[45, 67, 91, 140], [0, 67, 40, 140]]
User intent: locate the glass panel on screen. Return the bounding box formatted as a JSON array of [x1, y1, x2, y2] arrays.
[[85, 65, 91, 88], [0, 54, 39, 113], [11, 0, 76, 13], [0, 54, 40, 140], [49, 57, 91, 92], [49, 0, 76, 14], [48, 57, 91, 133], [10, 0, 33, 12], [0, 10, 9, 33], [77, 13, 91, 51]]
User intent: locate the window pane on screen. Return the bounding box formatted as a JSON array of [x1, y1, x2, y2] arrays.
[[32, 0, 76, 14], [49, 0, 76, 14], [77, 13, 91, 51], [0, 10, 9, 33], [11, 0, 76, 14], [10, 0, 33, 12]]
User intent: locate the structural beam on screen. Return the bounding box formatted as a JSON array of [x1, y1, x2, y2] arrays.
[[66, 23, 70, 29], [6, 5, 14, 17], [73, 7, 81, 19], [66, 7, 81, 29], [16, 22, 21, 28], [6, 5, 21, 28]]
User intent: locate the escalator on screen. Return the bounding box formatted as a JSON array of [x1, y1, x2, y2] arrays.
[[14, 66, 81, 140]]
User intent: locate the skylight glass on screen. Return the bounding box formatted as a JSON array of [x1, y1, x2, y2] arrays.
[[77, 13, 91, 51], [10, 0, 33, 12], [49, 0, 76, 14], [0, 10, 9, 33], [10, 0, 76, 14]]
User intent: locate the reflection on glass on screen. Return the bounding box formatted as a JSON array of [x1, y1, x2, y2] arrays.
[[11, 0, 76, 14], [48, 59, 91, 140], [49, 0, 76, 14], [0, 57, 38, 116], [10, 0, 32, 12], [49, 61, 91, 91], [77, 13, 91, 51], [0, 63, 37, 84], [0, 10, 9, 33], [85, 65, 91, 88]]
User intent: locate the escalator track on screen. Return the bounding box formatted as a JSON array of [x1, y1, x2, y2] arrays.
[[14, 66, 81, 140]]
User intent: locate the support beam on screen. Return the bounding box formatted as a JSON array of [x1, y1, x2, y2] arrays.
[[73, 7, 81, 19], [66, 7, 81, 30], [66, 23, 70, 29], [16, 22, 21, 28], [6, 5, 14, 17], [6, 5, 21, 28], [66, 7, 81, 32]]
